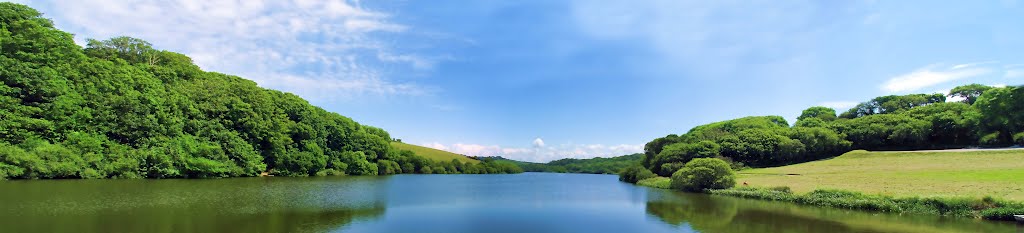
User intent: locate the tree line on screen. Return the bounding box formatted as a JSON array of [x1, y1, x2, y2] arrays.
[[507, 153, 642, 174], [0, 3, 520, 179], [631, 83, 1021, 178]]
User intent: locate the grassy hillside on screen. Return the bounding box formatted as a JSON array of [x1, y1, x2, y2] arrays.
[[737, 149, 1024, 201], [390, 142, 478, 164]]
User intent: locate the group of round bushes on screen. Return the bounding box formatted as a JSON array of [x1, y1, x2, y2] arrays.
[[622, 157, 737, 192]]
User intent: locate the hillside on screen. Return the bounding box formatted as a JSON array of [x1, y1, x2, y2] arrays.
[[389, 142, 478, 164], [0, 3, 521, 179], [737, 149, 1024, 201], [506, 153, 642, 174]]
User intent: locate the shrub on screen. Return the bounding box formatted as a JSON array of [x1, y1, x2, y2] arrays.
[[659, 162, 684, 176], [797, 189, 900, 212], [669, 158, 735, 192], [618, 165, 656, 183], [710, 187, 796, 201]]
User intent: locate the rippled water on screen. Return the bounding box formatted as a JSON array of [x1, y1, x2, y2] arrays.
[[0, 173, 1019, 233]]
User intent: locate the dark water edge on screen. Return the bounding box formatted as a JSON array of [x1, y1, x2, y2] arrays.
[[0, 173, 1020, 233]]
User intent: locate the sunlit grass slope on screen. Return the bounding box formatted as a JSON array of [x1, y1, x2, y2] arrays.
[[737, 149, 1024, 201], [390, 142, 479, 164]]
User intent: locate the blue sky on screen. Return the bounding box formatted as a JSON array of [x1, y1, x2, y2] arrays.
[[12, 0, 1024, 162]]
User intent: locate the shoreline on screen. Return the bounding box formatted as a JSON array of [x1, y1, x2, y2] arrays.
[[633, 178, 1024, 222]]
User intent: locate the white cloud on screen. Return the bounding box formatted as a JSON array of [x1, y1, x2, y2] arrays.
[[532, 138, 545, 147], [881, 63, 992, 93], [30, 0, 436, 102], [418, 141, 644, 163], [993, 84, 1007, 88], [818, 101, 859, 110], [421, 142, 449, 151], [951, 61, 997, 69]]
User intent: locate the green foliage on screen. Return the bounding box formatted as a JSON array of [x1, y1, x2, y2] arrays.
[[839, 93, 946, 118], [510, 153, 643, 174], [980, 207, 1024, 221], [974, 86, 1024, 146], [949, 83, 993, 105], [636, 177, 671, 189], [712, 187, 1024, 220], [669, 158, 735, 192], [834, 114, 931, 150], [0, 3, 524, 179], [618, 165, 656, 184], [797, 106, 837, 122], [644, 116, 849, 169]]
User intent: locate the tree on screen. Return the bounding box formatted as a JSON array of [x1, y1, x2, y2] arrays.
[[840, 94, 945, 118], [85, 36, 161, 65], [949, 84, 993, 105], [670, 158, 736, 192], [974, 86, 1024, 145], [797, 106, 837, 122]]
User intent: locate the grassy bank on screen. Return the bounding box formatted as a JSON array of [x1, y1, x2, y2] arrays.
[[637, 177, 671, 189], [631, 149, 1024, 221], [390, 142, 479, 164], [737, 149, 1024, 201], [710, 187, 1024, 221]]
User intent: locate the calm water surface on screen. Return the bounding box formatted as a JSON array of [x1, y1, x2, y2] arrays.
[[0, 173, 1020, 233]]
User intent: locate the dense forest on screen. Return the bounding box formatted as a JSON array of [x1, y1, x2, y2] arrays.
[[503, 153, 642, 174], [636, 83, 1023, 177], [0, 3, 520, 179]]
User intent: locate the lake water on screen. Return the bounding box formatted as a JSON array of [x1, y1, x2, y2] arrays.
[[0, 173, 1020, 233]]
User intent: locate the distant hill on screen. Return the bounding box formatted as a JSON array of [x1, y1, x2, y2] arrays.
[[495, 153, 643, 174], [390, 142, 479, 164]]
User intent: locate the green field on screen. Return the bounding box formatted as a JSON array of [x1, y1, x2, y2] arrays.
[[737, 149, 1024, 201], [390, 142, 479, 164]]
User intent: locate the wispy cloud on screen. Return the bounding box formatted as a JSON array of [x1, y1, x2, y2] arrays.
[[881, 63, 992, 93], [419, 139, 643, 163], [30, 0, 437, 102], [568, 1, 867, 78]]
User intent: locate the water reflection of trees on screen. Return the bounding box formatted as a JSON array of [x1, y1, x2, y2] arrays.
[[0, 177, 391, 233], [644, 190, 1021, 233]]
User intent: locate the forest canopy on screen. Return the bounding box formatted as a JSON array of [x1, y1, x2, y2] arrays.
[[640, 84, 1023, 176], [0, 3, 520, 179]]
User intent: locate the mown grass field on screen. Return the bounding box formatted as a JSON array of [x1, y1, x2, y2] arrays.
[[390, 142, 479, 164], [738, 149, 1024, 201]]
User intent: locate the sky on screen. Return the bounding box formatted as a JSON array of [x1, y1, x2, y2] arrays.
[[11, 0, 1024, 162]]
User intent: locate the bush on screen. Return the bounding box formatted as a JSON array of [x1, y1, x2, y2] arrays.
[[710, 187, 796, 201], [659, 162, 684, 176], [798, 189, 900, 212], [618, 165, 656, 183], [669, 158, 735, 192]]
